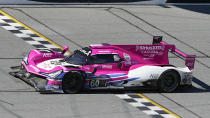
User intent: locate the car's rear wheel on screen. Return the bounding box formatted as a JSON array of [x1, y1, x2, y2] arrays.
[[62, 71, 85, 94], [158, 70, 180, 92]]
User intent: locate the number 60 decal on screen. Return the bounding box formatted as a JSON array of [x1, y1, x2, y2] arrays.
[[90, 79, 100, 87], [89, 79, 107, 87]]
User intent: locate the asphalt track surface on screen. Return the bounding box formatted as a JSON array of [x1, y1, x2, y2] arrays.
[[0, 4, 210, 118]]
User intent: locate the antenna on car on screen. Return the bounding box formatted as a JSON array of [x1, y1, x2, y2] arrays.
[[153, 36, 163, 44]]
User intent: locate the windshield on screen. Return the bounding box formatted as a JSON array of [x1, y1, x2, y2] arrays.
[[65, 52, 88, 65]]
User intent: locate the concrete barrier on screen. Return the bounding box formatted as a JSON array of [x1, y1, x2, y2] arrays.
[[28, 0, 167, 4]]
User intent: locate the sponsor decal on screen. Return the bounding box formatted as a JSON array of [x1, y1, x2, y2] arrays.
[[102, 65, 112, 69], [82, 67, 91, 70], [143, 54, 155, 58], [144, 58, 154, 60], [30, 65, 40, 72], [136, 45, 165, 57], [125, 61, 138, 65], [98, 51, 111, 53], [93, 64, 102, 69], [123, 53, 131, 61], [50, 61, 62, 65], [136, 45, 164, 51], [182, 73, 192, 84], [79, 49, 92, 56], [43, 53, 52, 58], [157, 51, 164, 56], [143, 50, 159, 54], [149, 73, 159, 79]]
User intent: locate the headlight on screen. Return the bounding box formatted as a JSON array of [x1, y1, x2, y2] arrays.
[[23, 54, 29, 65], [48, 70, 62, 78]]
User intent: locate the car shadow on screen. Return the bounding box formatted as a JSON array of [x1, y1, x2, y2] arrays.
[[75, 76, 210, 94], [20, 75, 210, 95], [176, 76, 210, 93]]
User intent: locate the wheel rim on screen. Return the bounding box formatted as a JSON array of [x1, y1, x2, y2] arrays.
[[62, 73, 83, 93], [160, 72, 179, 92], [64, 75, 78, 89], [164, 75, 175, 87]]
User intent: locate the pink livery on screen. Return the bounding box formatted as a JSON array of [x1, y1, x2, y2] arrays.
[[10, 36, 196, 93]]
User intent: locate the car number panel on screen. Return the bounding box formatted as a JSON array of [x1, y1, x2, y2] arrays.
[[89, 79, 107, 88]]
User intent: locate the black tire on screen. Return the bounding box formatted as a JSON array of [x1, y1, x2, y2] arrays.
[[158, 70, 180, 93], [62, 71, 85, 94]]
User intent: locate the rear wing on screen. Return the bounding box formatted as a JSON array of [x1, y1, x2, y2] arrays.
[[153, 36, 196, 70]]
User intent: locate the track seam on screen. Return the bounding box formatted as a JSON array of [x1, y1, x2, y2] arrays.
[[106, 7, 154, 37], [160, 93, 202, 118], [113, 8, 209, 57], [106, 7, 210, 69], [0, 103, 23, 118], [0, 99, 14, 106]]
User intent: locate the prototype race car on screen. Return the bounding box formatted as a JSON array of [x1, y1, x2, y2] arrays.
[[10, 36, 196, 93]]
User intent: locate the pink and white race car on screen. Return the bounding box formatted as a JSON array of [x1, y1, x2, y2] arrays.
[[10, 36, 196, 93]]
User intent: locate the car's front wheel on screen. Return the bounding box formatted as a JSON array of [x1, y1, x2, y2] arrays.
[[62, 71, 85, 94], [158, 70, 180, 92]]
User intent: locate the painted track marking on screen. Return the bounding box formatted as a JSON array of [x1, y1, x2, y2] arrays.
[[0, 10, 70, 53], [116, 93, 181, 118]]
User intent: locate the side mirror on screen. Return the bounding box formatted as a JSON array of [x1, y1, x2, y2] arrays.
[[61, 46, 69, 54]]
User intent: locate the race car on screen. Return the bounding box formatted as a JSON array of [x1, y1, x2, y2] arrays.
[[9, 36, 196, 93]]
